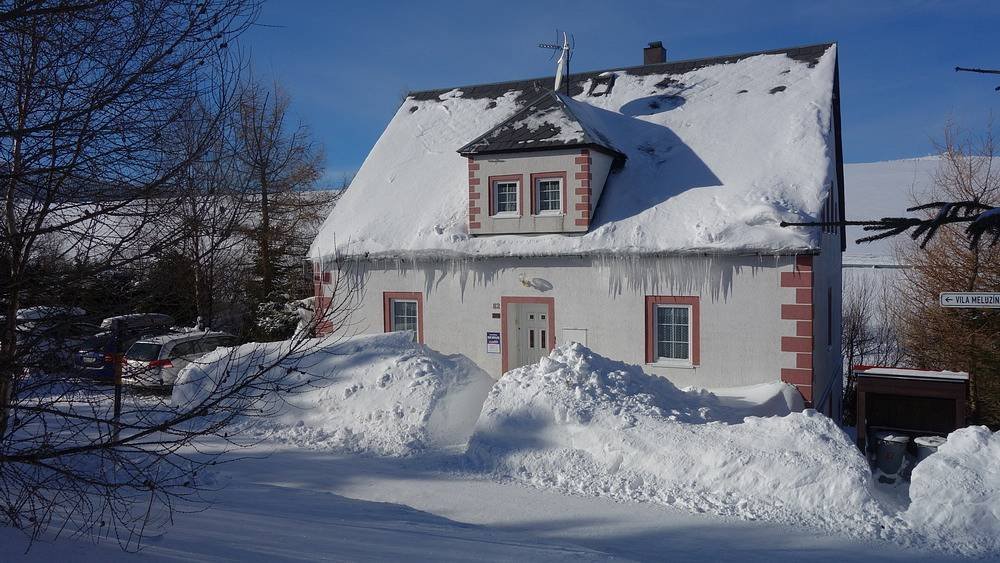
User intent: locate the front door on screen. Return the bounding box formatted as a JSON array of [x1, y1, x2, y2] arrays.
[[514, 303, 550, 369]]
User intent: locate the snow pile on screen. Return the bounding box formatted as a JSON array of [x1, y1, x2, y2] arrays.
[[709, 381, 805, 417], [466, 343, 884, 532], [172, 332, 494, 456], [905, 426, 1000, 557], [311, 46, 838, 259]]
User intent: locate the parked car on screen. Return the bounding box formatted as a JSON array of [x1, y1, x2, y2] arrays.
[[73, 313, 175, 380], [123, 331, 237, 390], [12, 307, 95, 374]]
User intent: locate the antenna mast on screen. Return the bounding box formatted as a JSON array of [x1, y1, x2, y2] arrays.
[[538, 31, 573, 95]]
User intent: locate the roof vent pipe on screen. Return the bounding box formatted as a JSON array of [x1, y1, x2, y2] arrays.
[[644, 41, 666, 65]]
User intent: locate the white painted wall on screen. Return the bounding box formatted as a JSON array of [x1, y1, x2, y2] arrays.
[[810, 157, 845, 420], [327, 254, 810, 390]]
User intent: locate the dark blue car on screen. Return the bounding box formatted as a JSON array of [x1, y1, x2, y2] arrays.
[[73, 314, 174, 380]]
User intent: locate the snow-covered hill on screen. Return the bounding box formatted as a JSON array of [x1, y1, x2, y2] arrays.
[[843, 157, 939, 266]]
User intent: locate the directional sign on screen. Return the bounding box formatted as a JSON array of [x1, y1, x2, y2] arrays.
[[940, 292, 1000, 309]]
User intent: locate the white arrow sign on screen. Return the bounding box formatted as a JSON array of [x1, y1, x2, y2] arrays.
[[940, 292, 1000, 309]]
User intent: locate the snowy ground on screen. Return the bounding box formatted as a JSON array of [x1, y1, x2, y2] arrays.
[[3, 334, 997, 561], [2, 441, 976, 562]]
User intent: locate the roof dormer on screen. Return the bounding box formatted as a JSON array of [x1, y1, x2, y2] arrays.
[[458, 92, 624, 236]]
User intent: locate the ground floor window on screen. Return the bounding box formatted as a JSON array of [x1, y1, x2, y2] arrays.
[[655, 305, 690, 361], [645, 296, 700, 366], [383, 291, 423, 343]]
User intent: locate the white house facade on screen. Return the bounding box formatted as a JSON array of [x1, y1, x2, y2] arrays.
[[310, 42, 846, 417]]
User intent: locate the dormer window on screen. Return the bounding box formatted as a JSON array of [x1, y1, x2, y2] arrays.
[[496, 182, 518, 213], [489, 174, 523, 217], [532, 172, 566, 215]]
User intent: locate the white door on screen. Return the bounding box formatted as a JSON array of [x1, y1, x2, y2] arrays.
[[514, 303, 550, 369]]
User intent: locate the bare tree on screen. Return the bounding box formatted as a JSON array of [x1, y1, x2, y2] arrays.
[[894, 125, 1000, 426], [169, 99, 255, 330], [235, 80, 328, 338], [0, 0, 367, 550], [841, 272, 907, 424], [0, 254, 364, 550]]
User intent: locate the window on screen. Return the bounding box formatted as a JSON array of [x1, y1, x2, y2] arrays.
[[530, 172, 566, 215], [655, 305, 690, 361], [536, 178, 561, 213], [391, 300, 418, 334], [645, 296, 700, 366], [383, 292, 424, 343], [494, 181, 519, 214], [827, 287, 833, 347], [169, 341, 197, 358]]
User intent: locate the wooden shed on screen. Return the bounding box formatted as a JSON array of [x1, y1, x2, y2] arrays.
[[854, 366, 969, 453]]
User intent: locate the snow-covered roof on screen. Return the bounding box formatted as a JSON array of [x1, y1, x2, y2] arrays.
[[458, 91, 626, 161], [312, 43, 841, 260], [854, 366, 970, 382]]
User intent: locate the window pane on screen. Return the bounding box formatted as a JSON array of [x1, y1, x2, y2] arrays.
[[495, 182, 518, 213], [673, 342, 688, 360], [658, 341, 671, 359], [392, 299, 418, 339], [537, 179, 561, 212], [655, 304, 690, 361]]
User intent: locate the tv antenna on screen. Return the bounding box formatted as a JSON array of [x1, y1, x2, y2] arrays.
[[539, 30, 574, 94]]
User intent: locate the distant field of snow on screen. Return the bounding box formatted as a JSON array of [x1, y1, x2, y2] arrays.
[[842, 157, 939, 265]]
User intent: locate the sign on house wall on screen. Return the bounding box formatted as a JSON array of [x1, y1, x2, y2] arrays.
[[486, 332, 501, 354], [940, 292, 1000, 309]]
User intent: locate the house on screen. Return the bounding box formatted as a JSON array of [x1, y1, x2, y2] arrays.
[[309, 42, 846, 416]]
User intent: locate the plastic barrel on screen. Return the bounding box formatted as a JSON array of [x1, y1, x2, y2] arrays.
[[875, 432, 911, 475], [914, 436, 946, 464]]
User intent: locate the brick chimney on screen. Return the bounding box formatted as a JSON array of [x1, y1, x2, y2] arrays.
[[643, 41, 666, 65]]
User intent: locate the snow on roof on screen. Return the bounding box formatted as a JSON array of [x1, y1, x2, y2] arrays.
[[854, 366, 969, 382], [458, 91, 625, 160], [311, 44, 839, 260]]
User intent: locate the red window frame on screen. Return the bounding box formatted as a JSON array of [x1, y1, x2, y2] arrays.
[[530, 171, 567, 215], [488, 174, 524, 217], [645, 296, 700, 365], [383, 291, 424, 344]]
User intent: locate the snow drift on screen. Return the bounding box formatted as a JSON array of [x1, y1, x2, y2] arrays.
[[172, 332, 495, 456], [905, 425, 1000, 557], [466, 343, 884, 533]]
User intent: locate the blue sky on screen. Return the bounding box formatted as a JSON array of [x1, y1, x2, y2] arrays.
[[244, 1, 1000, 184]]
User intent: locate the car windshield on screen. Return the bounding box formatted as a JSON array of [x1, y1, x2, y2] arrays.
[[126, 342, 162, 362]]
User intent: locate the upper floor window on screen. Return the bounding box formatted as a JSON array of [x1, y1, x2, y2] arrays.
[[536, 178, 562, 214], [493, 179, 519, 215]]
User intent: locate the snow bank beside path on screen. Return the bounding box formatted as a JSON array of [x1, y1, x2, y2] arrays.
[[172, 332, 495, 456], [905, 426, 1000, 557], [466, 343, 884, 534]]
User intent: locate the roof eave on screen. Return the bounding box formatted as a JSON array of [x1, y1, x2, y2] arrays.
[[458, 142, 626, 164]]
